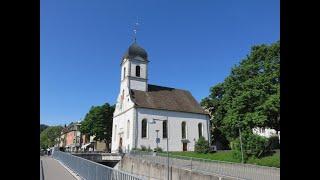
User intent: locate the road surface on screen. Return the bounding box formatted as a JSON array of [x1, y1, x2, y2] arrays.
[[40, 156, 77, 180]]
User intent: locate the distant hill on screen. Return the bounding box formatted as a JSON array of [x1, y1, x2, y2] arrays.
[[40, 124, 49, 134]]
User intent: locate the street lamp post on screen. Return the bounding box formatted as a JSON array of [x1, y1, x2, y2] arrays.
[[150, 117, 169, 180]]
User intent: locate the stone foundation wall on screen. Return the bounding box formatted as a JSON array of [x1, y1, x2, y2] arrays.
[[119, 156, 237, 180]]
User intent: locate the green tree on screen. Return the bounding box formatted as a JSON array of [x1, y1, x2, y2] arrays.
[[201, 41, 280, 144], [80, 103, 115, 151], [40, 124, 49, 134], [40, 126, 63, 149]]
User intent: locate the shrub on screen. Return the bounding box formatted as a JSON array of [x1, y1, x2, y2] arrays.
[[231, 149, 248, 162], [154, 147, 163, 152], [267, 135, 280, 150], [140, 145, 147, 151], [131, 147, 141, 151], [147, 146, 152, 152], [195, 136, 210, 153], [231, 132, 269, 161]]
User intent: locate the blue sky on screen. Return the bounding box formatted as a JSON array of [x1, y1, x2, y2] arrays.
[[40, 0, 279, 126]]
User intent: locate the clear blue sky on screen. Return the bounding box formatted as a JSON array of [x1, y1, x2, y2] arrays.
[[40, 0, 279, 126]]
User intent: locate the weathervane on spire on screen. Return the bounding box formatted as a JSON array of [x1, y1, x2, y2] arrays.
[[133, 17, 139, 43]]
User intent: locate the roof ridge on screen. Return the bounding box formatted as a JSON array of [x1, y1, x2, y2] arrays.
[[148, 84, 189, 92]]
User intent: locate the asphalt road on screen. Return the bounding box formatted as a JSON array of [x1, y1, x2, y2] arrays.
[[40, 156, 77, 180]]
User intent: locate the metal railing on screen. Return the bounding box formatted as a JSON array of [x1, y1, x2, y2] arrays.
[[52, 150, 146, 180], [128, 150, 280, 180]]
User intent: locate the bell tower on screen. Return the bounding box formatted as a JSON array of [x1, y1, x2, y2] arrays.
[[117, 19, 149, 111], [120, 43, 148, 92]]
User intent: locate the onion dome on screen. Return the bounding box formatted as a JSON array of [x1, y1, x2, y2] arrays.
[[122, 43, 148, 61]]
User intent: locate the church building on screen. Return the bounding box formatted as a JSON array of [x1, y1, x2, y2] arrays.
[[111, 42, 210, 153]]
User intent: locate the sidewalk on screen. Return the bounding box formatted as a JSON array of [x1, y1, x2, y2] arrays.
[[40, 156, 77, 180]]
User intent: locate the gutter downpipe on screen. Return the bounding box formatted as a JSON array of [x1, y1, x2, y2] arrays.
[[207, 114, 211, 147]]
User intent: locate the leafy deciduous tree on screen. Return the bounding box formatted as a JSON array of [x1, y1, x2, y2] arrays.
[[40, 126, 63, 149], [80, 103, 115, 151], [201, 41, 280, 146]]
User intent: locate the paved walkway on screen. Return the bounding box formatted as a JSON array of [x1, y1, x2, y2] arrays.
[[40, 156, 77, 180]]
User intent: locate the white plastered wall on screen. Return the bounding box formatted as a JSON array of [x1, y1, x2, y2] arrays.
[[136, 108, 210, 152]]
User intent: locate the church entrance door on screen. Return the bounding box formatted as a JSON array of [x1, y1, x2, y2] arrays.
[[183, 143, 187, 151]]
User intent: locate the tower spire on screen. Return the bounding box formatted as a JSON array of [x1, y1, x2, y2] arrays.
[[133, 17, 139, 43]]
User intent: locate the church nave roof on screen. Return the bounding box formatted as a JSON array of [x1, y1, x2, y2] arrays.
[[130, 84, 208, 115]]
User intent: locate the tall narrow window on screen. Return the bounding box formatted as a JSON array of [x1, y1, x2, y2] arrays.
[[127, 120, 130, 139], [123, 67, 126, 79], [120, 90, 124, 109], [114, 125, 117, 141], [121, 90, 124, 101], [163, 121, 167, 138], [136, 65, 140, 77], [142, 119, 147, 138], [198, 123, 203, 138], [182, 122, 186, 139]]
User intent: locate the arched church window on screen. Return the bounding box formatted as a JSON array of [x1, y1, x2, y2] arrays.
[[142, 119, 147, 138], [163, 120, 167, 138], [136, 65, 140, 77], [198, 123, 203, 138], [127, 120, 130, 139], [182, 121, 186, 139]]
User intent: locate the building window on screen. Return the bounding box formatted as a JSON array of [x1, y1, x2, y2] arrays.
[[163, 121, 167, 138], [136, 65, 140, 77], [182, 121, 186, 139], [123, 67, 126, 79], [127, 120, 130, 139], [142, 119, 147, 138], [198, 123, 203, 138], [121, 90, 124, 102], [114, 125, 117, 141], [120, 89, 124, 109]]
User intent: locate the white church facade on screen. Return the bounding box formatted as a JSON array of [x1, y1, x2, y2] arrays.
[[111, 42, 210, 153]]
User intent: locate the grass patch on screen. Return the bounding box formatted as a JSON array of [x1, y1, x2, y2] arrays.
[[169, 151, 241, 163], [158, 150, 279, 168], [246, 151, 280, 168]]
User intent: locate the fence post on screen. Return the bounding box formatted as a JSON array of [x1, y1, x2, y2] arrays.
[[190, 157, 193, 180], [95, 163, 98, 180], [131, 160, 133, 174]]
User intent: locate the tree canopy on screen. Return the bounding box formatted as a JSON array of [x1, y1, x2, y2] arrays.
[[201, 41, 280, 143], [40, 125, 63, 149], [40, 124, 49, 134], [80, 103, 115, 150]]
